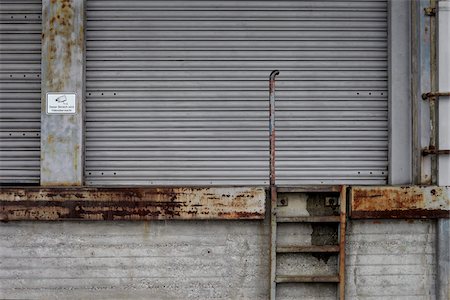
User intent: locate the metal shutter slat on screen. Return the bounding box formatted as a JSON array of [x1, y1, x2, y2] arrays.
[[85, 0, 388, 186], [0, 0, 41, 184]]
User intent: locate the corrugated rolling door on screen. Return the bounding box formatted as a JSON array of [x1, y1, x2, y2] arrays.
[[86, 0, 388, 186], [0, 1, 41, 184]]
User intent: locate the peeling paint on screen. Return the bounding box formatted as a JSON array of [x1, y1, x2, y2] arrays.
[[0, 187, 265, 221], [350, 186, 450, 219]]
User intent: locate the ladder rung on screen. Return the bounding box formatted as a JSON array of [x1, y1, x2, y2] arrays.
[[277, 186, 342, 193], [277, 216, 340, 223], [276, 275, 339, 283], [277, 245, 340, 253]]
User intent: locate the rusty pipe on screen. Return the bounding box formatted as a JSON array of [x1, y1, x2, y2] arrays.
[[269, 70, 280, 300], [269, 70, 280, 188], [422, 91, 450, 100]]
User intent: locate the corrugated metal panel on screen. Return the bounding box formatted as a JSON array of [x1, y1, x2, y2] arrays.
[[0, 1, 41, 184], [85, 0, 388, 186]]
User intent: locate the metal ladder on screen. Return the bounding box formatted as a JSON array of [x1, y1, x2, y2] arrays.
[[268, 71, 347, 299], [270, 186, 347, 299]]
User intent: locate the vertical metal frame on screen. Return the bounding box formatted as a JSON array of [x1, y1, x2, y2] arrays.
[[388, 0, 413, 185], [412, 0, 434, 184]]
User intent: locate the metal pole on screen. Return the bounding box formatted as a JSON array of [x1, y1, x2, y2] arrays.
[[269, 70, 279, 300], [269, 70, 280, 189], [431, 0, 439, 185]]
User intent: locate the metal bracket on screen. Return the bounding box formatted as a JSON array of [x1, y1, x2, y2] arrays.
[[424, 7, 436, 16], [422, 147, 450, 156], [422, 91, 450, 100], [277, 196, 288, 207], [325, 196, 340, 208]]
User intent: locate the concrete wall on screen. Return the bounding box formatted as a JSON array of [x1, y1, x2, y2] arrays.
[[346, 220, 436, 300], [0, 220, 436, 299], [0, 221, 269, 299]]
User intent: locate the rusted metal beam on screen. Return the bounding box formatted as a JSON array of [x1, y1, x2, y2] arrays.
[[422, 146, 450, 156], [275, 275, 339, 283], [276, 245, 340, 253], [0, 187, 265, 221], [276, 216, 340, 223], [277, 185, 342, 193], [422, 91, 450, 100], [350, 186, 450, 219]]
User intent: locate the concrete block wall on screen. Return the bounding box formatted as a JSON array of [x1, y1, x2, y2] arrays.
[[0, 219, 437, 299]]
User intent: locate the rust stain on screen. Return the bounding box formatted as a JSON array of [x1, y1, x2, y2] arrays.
[[351, 186, 450, 219], [78, 24, 84, 49], [45, 0, 78, 91], [353, 187, 425, 211], [47, 134, 55, 144], [351, 209, 449, 219], [0, 187, 265, 221], [73, 144, 79, 174]]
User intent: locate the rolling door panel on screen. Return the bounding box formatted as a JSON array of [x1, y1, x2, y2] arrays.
[[86, 0, 388, 186], [0, 0, 41, 184]]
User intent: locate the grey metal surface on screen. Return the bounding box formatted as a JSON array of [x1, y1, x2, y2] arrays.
[[388, 0, 412, 185], [40, 0, 85, 186], [412, 0, 434, 185], [438, 0, 450, 185], [437, 2, 450, 299], [0, 0, 41, 184], [85, 0, 389, 186]]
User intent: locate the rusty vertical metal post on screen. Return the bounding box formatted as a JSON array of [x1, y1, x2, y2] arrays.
[[430, 0, 438, 185], [269, 70, 279, 189], [412, 0, 434, 184], [269, 70, 279, 300], [338, 186, 347, 300]]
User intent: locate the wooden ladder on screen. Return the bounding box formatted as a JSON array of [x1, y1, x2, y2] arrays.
[[269, 186, 347, 300]]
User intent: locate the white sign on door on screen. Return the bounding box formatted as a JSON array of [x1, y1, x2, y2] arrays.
[[46, 93, 76, 114]]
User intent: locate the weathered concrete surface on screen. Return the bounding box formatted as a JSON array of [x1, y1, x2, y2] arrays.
[[436, 219, 450, 300], [346, 219, 437, 299], [0, 187, 265, 221], [0, 221, 269, 299], [0, 219, 438, 299], [41, 0, 85, 185]]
